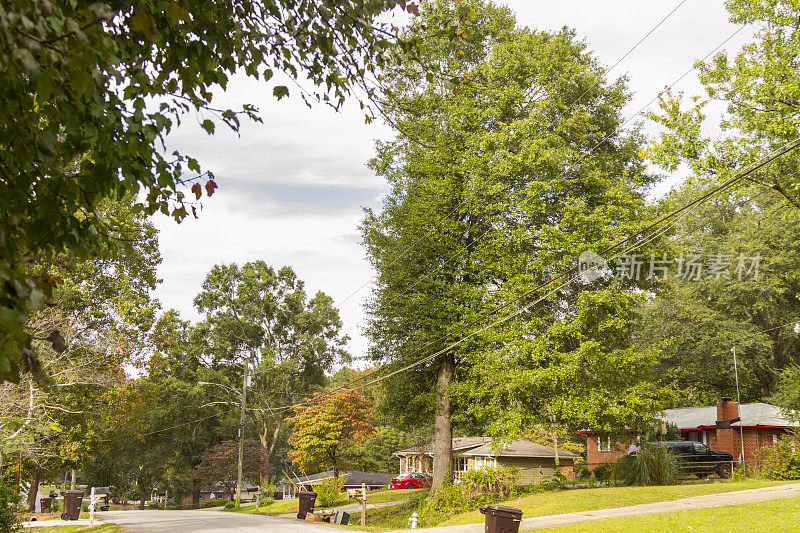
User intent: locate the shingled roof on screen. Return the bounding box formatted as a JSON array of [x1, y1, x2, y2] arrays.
[[395, 437, 578, 459], [664, 402, 797, 430], [462, 440, 580, 459]]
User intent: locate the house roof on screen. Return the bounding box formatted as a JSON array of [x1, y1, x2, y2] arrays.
[[395, 437, 578, 459], [461, 440, 580, 459], [395, 437, 492, 456], [280, 471, 393, 487], [664, 403, 797, 430]]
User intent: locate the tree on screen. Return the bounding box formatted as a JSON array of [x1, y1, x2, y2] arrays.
[[190, 439, 274, 498], [193, 261, 349, 466], [362, 0, 660, 490], [0, 0, 461, 383], [1, 196, 160, 508], [287, 389, 374, 480], [634, 187, 800, 402], [772, 365, 800, 422]]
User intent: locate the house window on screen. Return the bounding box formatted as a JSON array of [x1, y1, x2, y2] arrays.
[[474, 457, 497, 470], [597, 436, 611, 452], [453, 457, 467, 473]]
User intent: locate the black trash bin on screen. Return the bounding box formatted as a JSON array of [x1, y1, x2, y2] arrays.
[[61, 490, 84, 521], [296, 491, 317, 520], [480, 504, 522, 533]]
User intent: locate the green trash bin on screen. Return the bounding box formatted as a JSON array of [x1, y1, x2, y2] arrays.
[[61, 490, 84, 521], [480, 504, 523, 533]]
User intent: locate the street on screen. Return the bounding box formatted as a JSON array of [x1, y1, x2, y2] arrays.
[[101, 510, 357, 532]]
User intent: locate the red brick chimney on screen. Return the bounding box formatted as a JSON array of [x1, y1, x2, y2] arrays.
[[715, 397, 740, 457]]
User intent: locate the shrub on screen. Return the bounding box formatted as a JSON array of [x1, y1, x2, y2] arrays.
[[459, 467, 518, 502], [314, 478, 345, 508], [614, 444, 680, 486], [223, 501, 238, 511], [202, 500, 227, 508], [760, 437, 800, 480], [0, 479, 21, 533], [592, 462, 614, 482], [50, 499, 59, 512], [259, 495, 275, 507]]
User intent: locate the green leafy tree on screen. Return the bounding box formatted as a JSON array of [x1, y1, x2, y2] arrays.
[[362, 0, 660, 489], [772, 365, 800, 421], [287, 389, 374, 480], [0, 0, 462, 383], [193, 261, 348, 466], [635, 187, 800, 402]]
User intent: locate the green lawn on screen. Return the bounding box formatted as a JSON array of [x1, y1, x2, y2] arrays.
[[234, 488, 422, 516], [351, 479, 795, 530], [439, 478, 794, 526], [25, 524, 122, 533], [543, 496, 800, 532]]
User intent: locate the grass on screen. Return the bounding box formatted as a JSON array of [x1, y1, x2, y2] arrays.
[[233, 488, 422, 516], [439, 478, 793, 526], [543, 496, 800, 532], [25, 524, 123, 533], [350, 478, 795, 530]]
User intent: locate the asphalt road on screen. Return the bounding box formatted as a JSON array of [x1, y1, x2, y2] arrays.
[[101, 510, 356, 532]]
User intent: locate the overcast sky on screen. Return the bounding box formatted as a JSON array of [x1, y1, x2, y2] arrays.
[[152, 0, 753, 361]]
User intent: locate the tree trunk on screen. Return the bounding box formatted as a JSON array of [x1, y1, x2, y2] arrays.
[[70, 469, 76, 490], [192, 479, 201, 509], [431, 353, 455, 493], [26, 464, 41, 511]]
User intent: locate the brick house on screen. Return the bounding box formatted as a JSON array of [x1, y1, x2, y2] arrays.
[[395, 437, 579, 484], [582, 398, 798, 468]]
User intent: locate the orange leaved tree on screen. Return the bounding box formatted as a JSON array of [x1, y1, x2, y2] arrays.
[[287, 389, 374, 481]]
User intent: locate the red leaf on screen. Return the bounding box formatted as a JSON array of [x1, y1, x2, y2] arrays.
[[205, 179, 218, 196], [191, 183, 202, 200], [407, 2, 420, 16]]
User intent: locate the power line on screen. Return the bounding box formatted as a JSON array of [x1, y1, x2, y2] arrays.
[[275, 138, 800, 412], [337, 24, 746, 338], [333, 0, 691, 310]]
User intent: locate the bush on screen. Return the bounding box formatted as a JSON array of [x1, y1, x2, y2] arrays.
[[459, 467, 518, 502], [0, 479, 21, 533], [314, 478, 345, 508], [614, 444, 680, 486], [260, 496, 275, 507], [202, 500, 227, 508], [593, 462, 614, 482], [421, 467, 519, 523], [761, 437, 800, 480], [223, 501, 237, 511], [50, 499, 59, 512]]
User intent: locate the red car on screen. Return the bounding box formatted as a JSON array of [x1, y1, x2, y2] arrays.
[[390, 472, 432, 489]]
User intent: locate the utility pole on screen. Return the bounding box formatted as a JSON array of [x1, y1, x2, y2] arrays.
[[732, 346, 746, 469], [235, 358, 249, 508]]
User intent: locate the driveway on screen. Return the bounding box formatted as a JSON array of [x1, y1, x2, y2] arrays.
[[100, 510, 356, 532]]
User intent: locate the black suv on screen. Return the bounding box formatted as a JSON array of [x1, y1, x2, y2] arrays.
[[631, 441, 734, 478]]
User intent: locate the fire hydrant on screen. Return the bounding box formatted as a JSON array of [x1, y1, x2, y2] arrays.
[[409, 512, 419, 529]]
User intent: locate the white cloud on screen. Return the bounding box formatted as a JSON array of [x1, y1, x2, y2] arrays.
[[154, 0, 753, 362]]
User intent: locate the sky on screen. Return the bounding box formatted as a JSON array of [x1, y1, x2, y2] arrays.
[[152, 0, 754, 361]]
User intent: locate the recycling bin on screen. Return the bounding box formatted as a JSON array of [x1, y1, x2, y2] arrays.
[[333, 509, 350, 525], [296, 490, 317, 520], [61, 490, 84, 521], [480, 504, 523, 533]]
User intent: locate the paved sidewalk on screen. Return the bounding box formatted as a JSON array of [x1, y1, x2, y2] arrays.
[[395, 482, 800, 532]]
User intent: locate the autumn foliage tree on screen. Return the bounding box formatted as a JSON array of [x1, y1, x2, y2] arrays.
[[190, 439, 274, 498], [287, 389, 374, 480]]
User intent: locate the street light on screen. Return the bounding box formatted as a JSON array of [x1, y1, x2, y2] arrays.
[[199, 371, 250, 508]]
